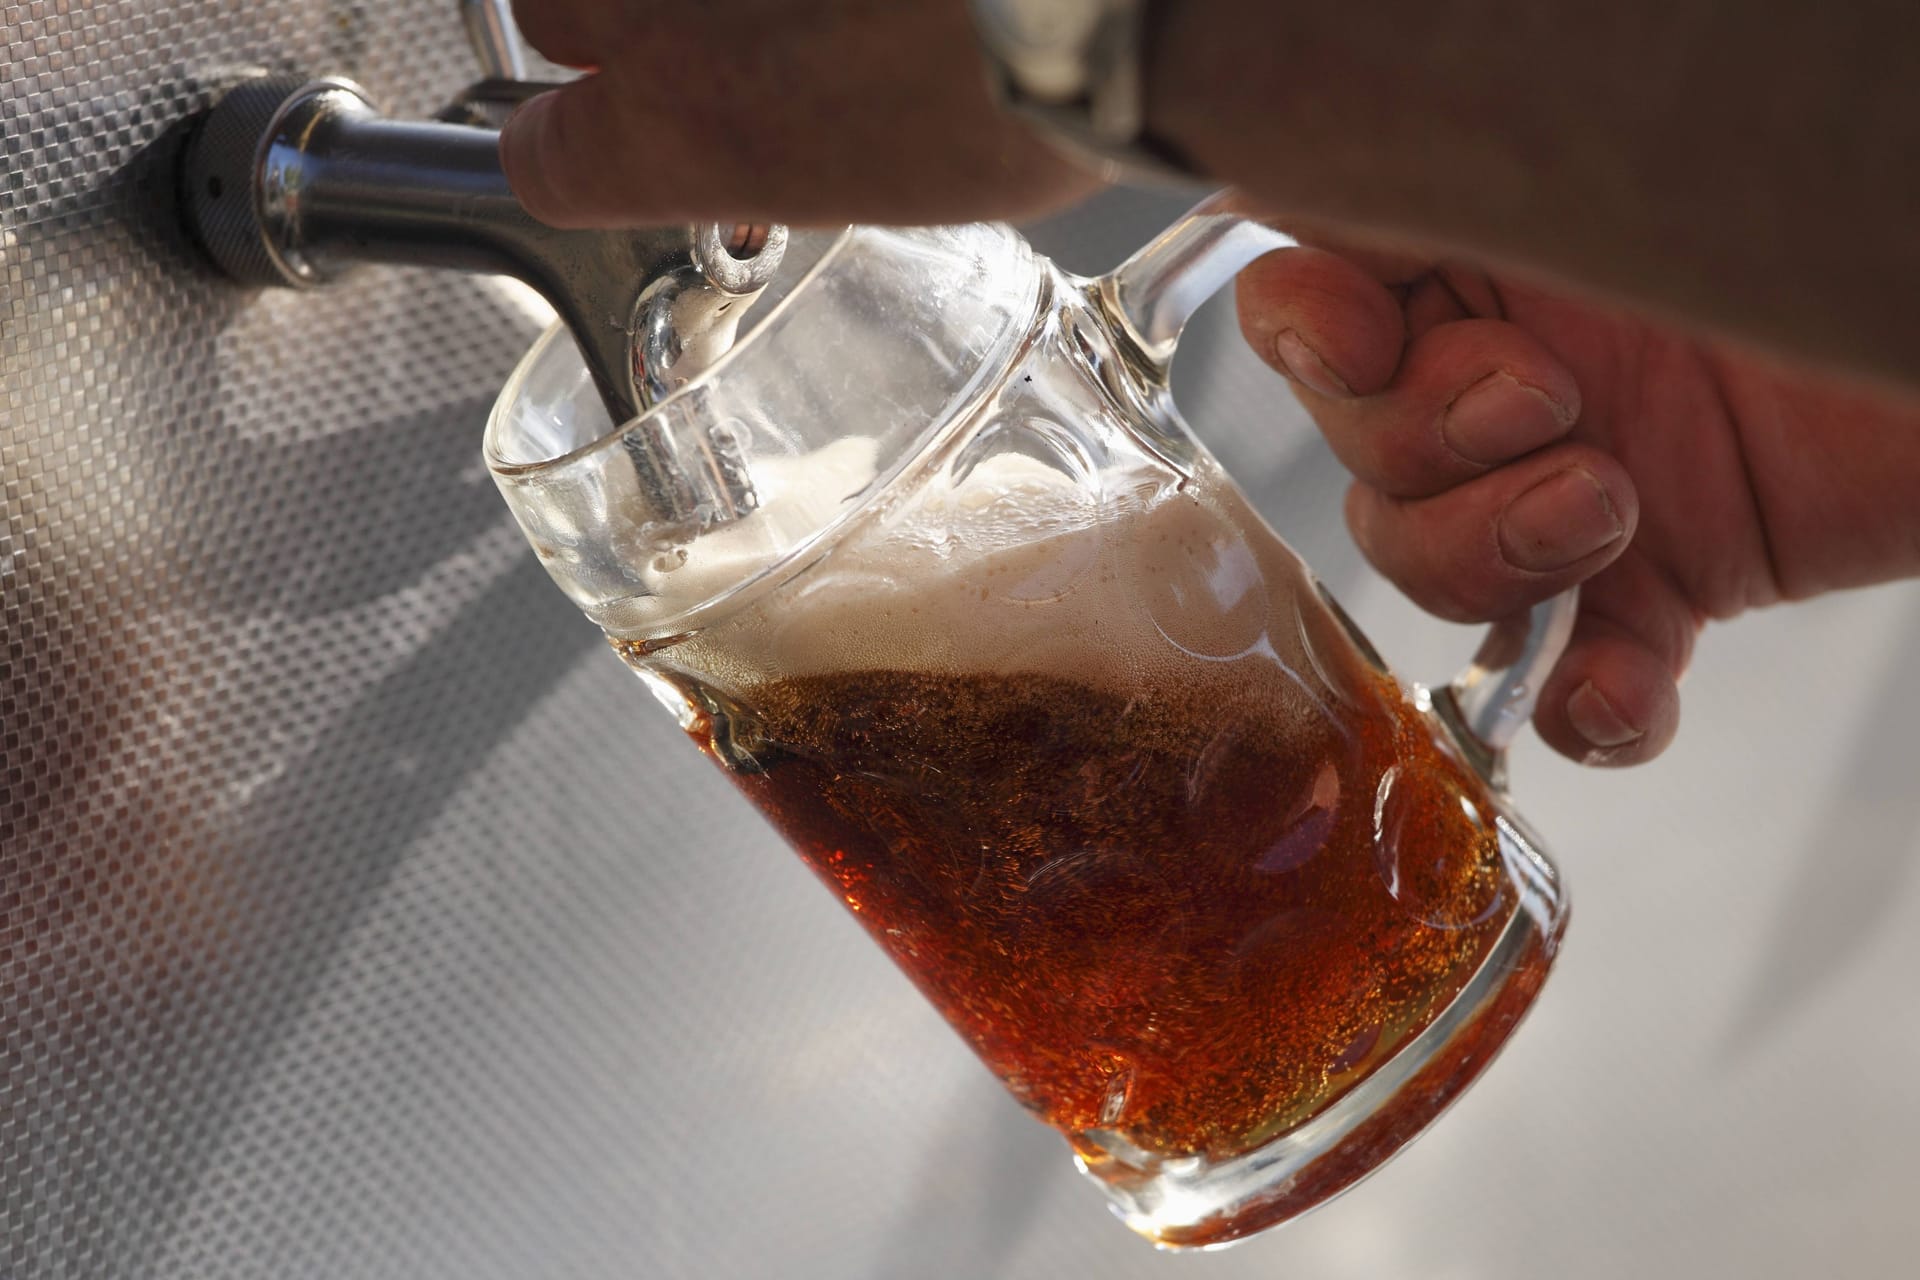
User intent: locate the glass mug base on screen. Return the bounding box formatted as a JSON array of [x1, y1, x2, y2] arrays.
[[1074, 812, 1566, 1248]]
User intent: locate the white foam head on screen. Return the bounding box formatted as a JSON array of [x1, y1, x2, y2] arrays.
[[627, 440, 1314, 693]]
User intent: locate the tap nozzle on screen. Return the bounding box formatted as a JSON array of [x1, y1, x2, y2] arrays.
[[180, 73, 786, 433]]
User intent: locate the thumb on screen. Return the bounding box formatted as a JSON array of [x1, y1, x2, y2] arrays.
[[500, 74, 728, 230], [498, 18, 1096, 230]]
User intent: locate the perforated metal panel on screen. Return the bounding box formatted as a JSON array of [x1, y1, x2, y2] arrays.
[[1, 6, 615, 1275]]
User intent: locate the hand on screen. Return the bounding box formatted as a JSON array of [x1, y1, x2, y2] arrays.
[[500, 0, 1096, 227], [498, 3, 1919, 393], [1237, 238, 1920, 765]]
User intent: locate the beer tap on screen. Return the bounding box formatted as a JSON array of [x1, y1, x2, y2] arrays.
[[460, 0, 530, 84], [178, 61, 786, 527], [180, 72, 787, 426]]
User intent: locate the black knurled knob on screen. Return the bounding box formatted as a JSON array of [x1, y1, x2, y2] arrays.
[[181, 74, 348, 287]]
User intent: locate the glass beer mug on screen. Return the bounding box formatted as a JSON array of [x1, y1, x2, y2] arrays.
[[486, 198, 1571, 1248]]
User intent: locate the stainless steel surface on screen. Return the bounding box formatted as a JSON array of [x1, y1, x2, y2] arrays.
[[4, 4, 1918, 1277], [179, 72, 787, 435], [461, 0, 528, 82], [634, 223, 791, 404]]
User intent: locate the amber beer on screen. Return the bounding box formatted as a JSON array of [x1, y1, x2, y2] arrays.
[[615, 455, 1548, 1241]]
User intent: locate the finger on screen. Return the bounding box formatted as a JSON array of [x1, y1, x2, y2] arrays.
[[1253, 212, 1511, 331], [1237, 247, 1406, 398], [1571, 548, 1702, 678], [1403, 273, 1470, 340], [1345, 443, 1637, 622], [1532, 615, 1684, 766], [1402, 263, 1508, 340], [1306, 319, 1583, 499], [1527, 545, 1700, 765], [510, 0, 616, 69], [1262, 214, 1439, 286], [501, 8, 1097, 227]]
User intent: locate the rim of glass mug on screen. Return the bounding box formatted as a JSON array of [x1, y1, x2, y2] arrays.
[[484, 220, 1067, 647], [485, 225, 865, 477]]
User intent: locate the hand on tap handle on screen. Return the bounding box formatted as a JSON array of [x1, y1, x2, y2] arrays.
[[499, 0, 1920, 768], [500, 0, 1098, 227]]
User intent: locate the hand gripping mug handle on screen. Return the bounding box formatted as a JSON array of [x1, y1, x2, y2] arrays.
[[1096, 191, 1579, 785]]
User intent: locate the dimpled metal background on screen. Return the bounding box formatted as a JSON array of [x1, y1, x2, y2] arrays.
[[7, 4, 1920, 1278], [1, 4, 628, 1275]]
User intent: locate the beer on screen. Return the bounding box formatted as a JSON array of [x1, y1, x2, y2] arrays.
[[616, 457, 1538, 1169]]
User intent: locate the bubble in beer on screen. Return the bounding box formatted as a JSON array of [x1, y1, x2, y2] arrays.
[[1022, 847, 1185, 1010]]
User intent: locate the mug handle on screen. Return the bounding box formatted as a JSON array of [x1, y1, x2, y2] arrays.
[[1097, 191, 1580, 785]]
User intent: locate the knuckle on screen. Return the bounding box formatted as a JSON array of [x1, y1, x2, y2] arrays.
[[1374, 447, 1472, 500], [1420, 545, 1538, 622], [1351, 518, 1502, 623]]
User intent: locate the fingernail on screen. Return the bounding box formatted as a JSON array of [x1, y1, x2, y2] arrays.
[[1498, 468, 1623, 572], [1274, 329, 1352, 399], [1567, 680, 1644, 751], [1442, 373, 1576, 466]]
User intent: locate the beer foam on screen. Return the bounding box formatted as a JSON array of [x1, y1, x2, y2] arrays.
[[626, 435, 886, 617], [646, 441, 1324, 694]]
